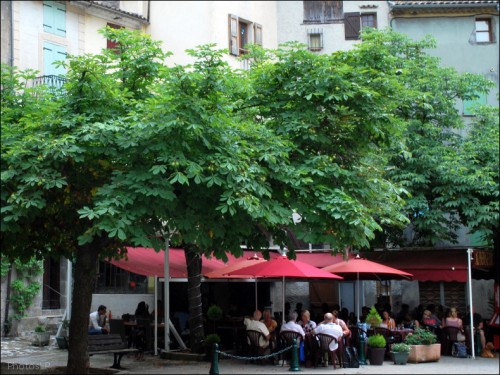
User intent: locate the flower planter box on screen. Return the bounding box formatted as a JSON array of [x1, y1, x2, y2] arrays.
[[408, 343, 441, 363]]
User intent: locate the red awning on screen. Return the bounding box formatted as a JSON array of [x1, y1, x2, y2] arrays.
[[362, 248, 494, 283]]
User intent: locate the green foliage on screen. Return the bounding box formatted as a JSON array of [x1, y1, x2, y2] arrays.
[[365, 307, 382, 326], [367, 333, 386, 348], [204, 333, 221, 346], [8, 256, 43, 320], [35, 325, 46, 333], [391, 342, 411, 353], [0, 254, 11, 277], [404, 328, 437, 345], [207, 305, 223, 322]]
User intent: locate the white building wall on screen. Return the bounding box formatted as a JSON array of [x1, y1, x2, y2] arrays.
[[277, 1, 390, 54], [147, 1, 278, 68]]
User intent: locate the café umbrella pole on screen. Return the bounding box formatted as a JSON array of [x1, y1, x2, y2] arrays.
[[467, 248, 475, 359], [164, 238, 170, 352], [154, 275, 158, 355]]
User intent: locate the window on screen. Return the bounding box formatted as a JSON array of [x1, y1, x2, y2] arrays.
[[228, 14, 262, 56], [43, 41, 67, 77], [43, 1, 66, 37], [361, 13, 377, 29], [307, 28, 323, 51], [303, 1, 343, 23], [463, 92, 487, 116], [345, 12, 377, 40], [475, 18, 493, 42], [106, 23, 123, 51]]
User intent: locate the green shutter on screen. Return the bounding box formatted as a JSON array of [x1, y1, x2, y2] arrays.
[[44, 1, 66, 37], [44, 42, 67, 77]]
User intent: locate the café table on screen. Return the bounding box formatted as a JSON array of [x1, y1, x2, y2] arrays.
[[391, 328, 414, 342]]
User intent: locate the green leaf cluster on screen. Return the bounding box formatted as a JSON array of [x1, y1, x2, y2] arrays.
[[404, 328, 437, 345], [367, 333, 386, 348]]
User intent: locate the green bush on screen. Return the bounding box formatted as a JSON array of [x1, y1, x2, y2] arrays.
[[404, 328, 437, 345], [35, 325, 46, 333], [204, 333, 221, 346], [367, 333, 386, 348], [365, 306, 382, 326], [391, 342, 411, 353], [207, 305, 223, 322]]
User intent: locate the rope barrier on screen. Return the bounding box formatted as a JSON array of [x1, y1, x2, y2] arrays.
[[209, 339, 301, 375]]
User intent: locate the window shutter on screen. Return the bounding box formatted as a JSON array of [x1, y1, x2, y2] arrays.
[[44, 1, 66, 37], [43, 1, 54, 34], [43, 42, 67, 76], [254, 23, 262, 46], [54, 2, 66, 37], [344, 12, 360, 40], [228, 14, 239, 56]]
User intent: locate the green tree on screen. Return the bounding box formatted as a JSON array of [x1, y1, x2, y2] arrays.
[[369, 31, 498, 250]]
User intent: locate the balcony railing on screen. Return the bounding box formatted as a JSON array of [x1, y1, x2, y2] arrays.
[[29, 75, 67, 89]]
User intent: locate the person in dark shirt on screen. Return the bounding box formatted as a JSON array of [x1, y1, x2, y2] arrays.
[[465, 305, 486, 349]]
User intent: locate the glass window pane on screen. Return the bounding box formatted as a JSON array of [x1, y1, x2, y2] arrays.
[[475, 20, 489, 32]]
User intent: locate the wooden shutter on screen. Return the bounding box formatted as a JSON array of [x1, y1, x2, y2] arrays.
[[43, 41, 67, 76], [344, 12, 360, 40], [304, 1, 322, 22], [44, 1, 66, 37], [254, 23, 262, 46], [107, 23, 123, 50], [228, 14, 239, 56]]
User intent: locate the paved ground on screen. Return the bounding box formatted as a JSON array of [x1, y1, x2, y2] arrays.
[[1, 336, 499, 374]]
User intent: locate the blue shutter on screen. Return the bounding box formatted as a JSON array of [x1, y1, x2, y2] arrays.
[[44, 1, 66, 37], [43, 42, 67, 77]]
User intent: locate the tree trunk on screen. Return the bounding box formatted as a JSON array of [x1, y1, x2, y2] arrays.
[[66, 243, 101, 374], [185, 246, 205, 353]]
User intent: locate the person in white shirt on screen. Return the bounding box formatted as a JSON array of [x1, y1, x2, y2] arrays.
[[244, 309, 270, 348], [88, 305, 108, 335], [281, 311, 306, 342], [313, 312, 343, 351]]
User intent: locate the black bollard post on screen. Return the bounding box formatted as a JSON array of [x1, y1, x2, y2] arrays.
[[209, 343, 219, 375], [358, 334, 367, 365], [289, 338, 301, 372]]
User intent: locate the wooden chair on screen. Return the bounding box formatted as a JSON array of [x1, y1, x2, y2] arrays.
[[246, 330, 269, 364], [440, 326, 460, 356], [279, 330, 302, 366], [348, 326, 367, 350], [316, 333, 340, 369], [109, 319, 127, 343]]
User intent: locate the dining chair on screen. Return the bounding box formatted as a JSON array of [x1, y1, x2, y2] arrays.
[[316, 333, 340, 369], [440, 326, 460, 356], [246, 330, 269, 364], [279, 330, 302, 366]]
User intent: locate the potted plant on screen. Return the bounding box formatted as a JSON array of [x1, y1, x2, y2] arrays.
[[56, 319, 70, 349], [204, 333, 221, 361], [207, 304, 223, 333], [365, 306, 382, 328], [405, 328, 440, 363], [367, 333, 386, 365], [391, 342, 411, 365], [33, 324, 50, 347]]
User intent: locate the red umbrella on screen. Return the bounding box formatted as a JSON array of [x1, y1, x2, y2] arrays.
[[204, 254, 269, 310], [228, 255, 343, 322], [322, 254, 413, 321]]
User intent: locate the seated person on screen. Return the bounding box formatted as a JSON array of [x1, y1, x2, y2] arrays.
[[244, 309, 271, 349], [280, 311, 306, 342], [128, 301, 151, 354], [88, 305, 109, 335], [401, 313, 419, 330], [261, 308, 278, 349], [380, 310, 396, 330], [321, 310, 350, 339], [421, 309, 441, 331], [311, 312, 343, 367], [465, 305, 486, 350]]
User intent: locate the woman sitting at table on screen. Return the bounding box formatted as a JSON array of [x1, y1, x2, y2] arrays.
[[128, 301, 151, 359], [380, 310, 396, 330], [402, 313, 419, 330]]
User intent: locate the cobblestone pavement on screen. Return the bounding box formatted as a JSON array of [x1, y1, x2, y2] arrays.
[[2, 336, 499, 374]]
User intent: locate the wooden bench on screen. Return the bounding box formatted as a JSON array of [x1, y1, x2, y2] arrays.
[[88, 334, 138, 369]]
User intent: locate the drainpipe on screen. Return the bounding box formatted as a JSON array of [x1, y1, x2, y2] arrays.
[[9, 0, 14, 67], [3, 267, 12, 336]]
